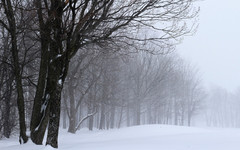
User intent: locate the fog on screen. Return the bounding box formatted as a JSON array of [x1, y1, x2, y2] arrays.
[[1, 0, 240, 149], [178, 0, 240, 93]]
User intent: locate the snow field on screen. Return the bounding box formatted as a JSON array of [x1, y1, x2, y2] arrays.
[[1, 125, 240, 150]]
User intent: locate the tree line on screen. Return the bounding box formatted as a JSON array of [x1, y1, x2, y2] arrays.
[[0, 0, 199, 148], [204, 86, 240, 128], [61, 51, 206, 133]]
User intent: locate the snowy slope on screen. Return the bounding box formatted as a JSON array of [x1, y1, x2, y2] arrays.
[[1, 125, 240, 150]]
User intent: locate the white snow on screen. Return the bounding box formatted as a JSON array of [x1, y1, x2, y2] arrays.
[[40, 96, 49, 113], [1, 125, 240, 150], [58, 79, 62, 85], [56, 54, 62, 58], [35, 94, 50, 131]]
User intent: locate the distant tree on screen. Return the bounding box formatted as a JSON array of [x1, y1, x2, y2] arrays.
[[63, 49, 102, 133]]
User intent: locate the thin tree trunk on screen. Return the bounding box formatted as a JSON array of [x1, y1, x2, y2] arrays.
[[88, 112, 94, 131], [110, 106, 115, 129], [136, 101, 141, 125], [99, 104, 106, 130], [3, 0, 28, 143], [174, 98, 178, 125], [127, 104, 130, 127], [63, 107, 67, 129], [88, 104, 94, 131], [118, 106, 124, 128], [3, 76, 13, 138], [67, 82, 76, 133]]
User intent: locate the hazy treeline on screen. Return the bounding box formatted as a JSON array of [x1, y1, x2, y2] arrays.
[[60, 51, 206, 133], [205, 86, 240, 128], [0, 0, 200, 148]]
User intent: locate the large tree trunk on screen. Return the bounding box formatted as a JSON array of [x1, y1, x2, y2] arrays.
[[46, 1, 68, 143], [45, 50, 68, 147], [46, 78, 63, 148], [30, 0, 51, 144], [30, 86, 51, 144], [31, 1, 67, 147], [30, 34, 50, 145]]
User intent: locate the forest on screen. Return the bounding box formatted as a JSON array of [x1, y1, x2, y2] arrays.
[[1, 0, 239, 149]]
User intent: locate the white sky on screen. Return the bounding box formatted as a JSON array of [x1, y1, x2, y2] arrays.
[[177, 0, 240, 92]]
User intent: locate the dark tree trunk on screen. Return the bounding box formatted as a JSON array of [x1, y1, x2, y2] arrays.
[[46, 0, 68, 143], [30, 0, 51, 145], [30, 34, 50, 145], [46, 80, 63, 148], [30, 89, 51, 145], [2, 0, 28, 143], [31, 1, 68, 147], [3, 76, 13, 138], [45, 49, 68, 148]]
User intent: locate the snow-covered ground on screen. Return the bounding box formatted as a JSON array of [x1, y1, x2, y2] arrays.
[[1, 125, 240, 150]]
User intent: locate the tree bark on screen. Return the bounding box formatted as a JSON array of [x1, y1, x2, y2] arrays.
[[3, 0, 28, 143], [67, 82, 76, 133], [30, 0, 51, 144], [3, 76, 13, 138], [46, 78, 63, 148]]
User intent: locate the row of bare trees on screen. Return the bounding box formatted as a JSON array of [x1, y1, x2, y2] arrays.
[[0, 0, 198, 148], [205, 87, 240, 128], [60, 51, 206, 133]]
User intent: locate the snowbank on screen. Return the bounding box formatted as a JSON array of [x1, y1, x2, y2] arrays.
[[1, 125, 240, 150]]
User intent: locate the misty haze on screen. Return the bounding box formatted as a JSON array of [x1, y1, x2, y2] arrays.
[[1, 0, 240, 150]]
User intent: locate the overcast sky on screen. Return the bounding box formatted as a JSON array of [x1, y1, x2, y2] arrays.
[[177, 0, 240, 92]]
